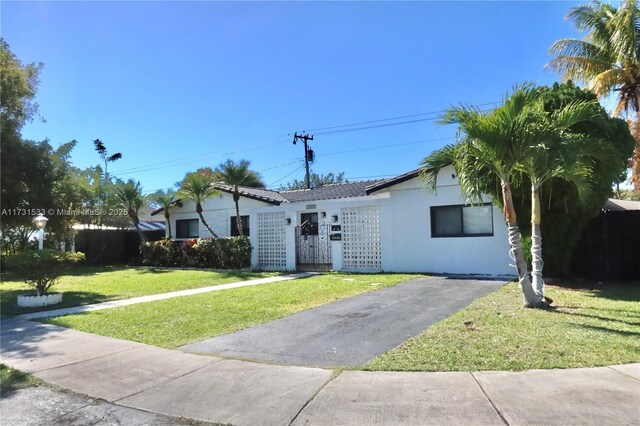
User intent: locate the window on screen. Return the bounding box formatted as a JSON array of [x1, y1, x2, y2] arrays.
[[176, 219, 199, 238], [431, 204, 493, 237], [300, 213, 319, 236], [231, 215, 250, 237]]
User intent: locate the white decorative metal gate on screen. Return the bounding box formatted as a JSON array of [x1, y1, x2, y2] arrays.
[[257, 211, 287, 269], [295, 215, 332, 270], [341, 206, 382, 271]]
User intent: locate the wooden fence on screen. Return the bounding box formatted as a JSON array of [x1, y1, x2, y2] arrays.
[[571, 210, 640, 281]]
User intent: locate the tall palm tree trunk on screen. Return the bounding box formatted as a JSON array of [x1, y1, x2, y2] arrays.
[[196, 203, 219, 238], [129, 209, 148, 243], [233, 188, 243, 236], [501, 181, 539, 307], [530, 185, 546, 305], [164, 212, 172, 238]]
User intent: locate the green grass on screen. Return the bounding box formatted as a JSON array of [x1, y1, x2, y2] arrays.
[[0, 364, 42, 395], [0, 265, 280, 316], [364, 282, 640, 372], [43, 273, 419, 348]]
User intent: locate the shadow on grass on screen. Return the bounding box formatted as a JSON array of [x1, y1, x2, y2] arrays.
[[586, 287, 640, 303], [0, 290, 114, 317], [549, 281, 640, 302], [557, 310, 640, 327], [568, 322, 640, 338], [0, 264, 128, 283]]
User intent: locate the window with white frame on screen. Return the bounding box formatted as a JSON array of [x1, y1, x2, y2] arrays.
[[431, 204, 493, 237]]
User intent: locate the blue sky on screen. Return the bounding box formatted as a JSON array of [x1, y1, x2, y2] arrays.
[[2, 1, 584, 193]]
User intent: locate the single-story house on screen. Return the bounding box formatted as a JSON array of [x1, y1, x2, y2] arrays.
[[153, 166, 513, 276]]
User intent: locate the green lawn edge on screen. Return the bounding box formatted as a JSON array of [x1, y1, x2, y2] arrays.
[[362, 282, 640, 372], [0, 265, 281, 316], [0, 364, 43, 396], [42, 273, 421, 349]]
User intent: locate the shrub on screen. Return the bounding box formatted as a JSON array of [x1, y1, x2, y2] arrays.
[[4, 250, 85, 295], [140, 240, 167, 266], [141, 237, 252, 269], [219, 236, 252, 269], [192, 238, 223, 268]]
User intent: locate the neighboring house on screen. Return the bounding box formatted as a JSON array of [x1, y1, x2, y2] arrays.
[[153, 166, 513, 276], [603, 198, 640, 211]]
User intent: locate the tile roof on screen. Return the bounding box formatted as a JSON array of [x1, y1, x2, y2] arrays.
[[279, 180, 381, 203], [214, 184, 288, 205], [151, 170, 422, 215]]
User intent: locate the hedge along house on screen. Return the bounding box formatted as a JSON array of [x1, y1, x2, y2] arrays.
[[154, 166, 513, 276]]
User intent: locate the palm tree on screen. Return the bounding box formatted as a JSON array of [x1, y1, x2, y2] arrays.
[[547, 0, 640, 191], [215, 159, 265, 236], [149, 189, 181, 238], [179, 173, 220, 238], [514, 98, 608, 300], [422, 85, 545, 307], [115, 179, 147, 243]]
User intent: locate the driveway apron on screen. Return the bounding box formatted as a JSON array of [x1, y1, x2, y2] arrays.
[[180, 276, 505, 367]]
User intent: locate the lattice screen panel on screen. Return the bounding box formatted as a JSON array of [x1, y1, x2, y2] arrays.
[[257, 211, 287, 269], [341, 206, 382, 271]]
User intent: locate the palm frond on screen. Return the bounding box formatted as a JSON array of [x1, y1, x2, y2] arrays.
[[608, 0, 640, 63], [548, 39, 615, 64], [179, 173, 220, 204], [547, 55, 616, 83], [588, 68, 632, 97], [419, 145, 455, 191]]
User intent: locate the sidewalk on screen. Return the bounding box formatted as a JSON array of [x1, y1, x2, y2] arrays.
[[1, 316, 639, 426]]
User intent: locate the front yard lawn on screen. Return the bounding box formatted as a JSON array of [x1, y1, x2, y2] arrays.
[[364, 282, 640, 372], [43, 273, 419, 348], [0, 266, 280, 316]]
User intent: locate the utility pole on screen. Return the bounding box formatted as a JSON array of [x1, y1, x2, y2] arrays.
[[293, 132, 314, 189]]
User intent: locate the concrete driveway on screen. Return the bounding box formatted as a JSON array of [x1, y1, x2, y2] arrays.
[[180, 276, 505, 367]]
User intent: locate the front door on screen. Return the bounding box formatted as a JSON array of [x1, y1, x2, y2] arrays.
[[295, 212, 332, 270]]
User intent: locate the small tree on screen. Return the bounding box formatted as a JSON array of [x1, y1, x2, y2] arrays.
[[149, 189, 181, 238], [215, 159, 264, 236], [179, 173, 221, 238], [280, 172, 346, 190], [4, 250, 85, 295], [115, 179, 147, 243]]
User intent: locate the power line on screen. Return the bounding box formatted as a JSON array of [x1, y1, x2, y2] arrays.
[[112, 102, 499, 177], [139, 135, 457, 194], [303, 101, 500, 133], [141, 159, 304, 195], [267, 164, 306, 188], [345, 173, 401, 180], [113, 137, 290, 175], [316, 136, 451, 157]]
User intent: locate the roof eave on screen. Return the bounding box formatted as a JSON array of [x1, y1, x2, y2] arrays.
[[365, 169, 421, 194], [214, 185, 283, 205]]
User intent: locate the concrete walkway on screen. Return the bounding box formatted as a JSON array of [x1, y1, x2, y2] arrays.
[[181, 277, 505, 366], [16, 272, 316, 320], [1, 317, 638, 426]]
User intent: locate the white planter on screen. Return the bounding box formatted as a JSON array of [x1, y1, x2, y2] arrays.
[[17, 293, 63, 308]]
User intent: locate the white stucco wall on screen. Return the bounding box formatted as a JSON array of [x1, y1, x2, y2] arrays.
[[166, 168, 514, 277], [375, 169, 512, 276], [168, 193, 270, 239]]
